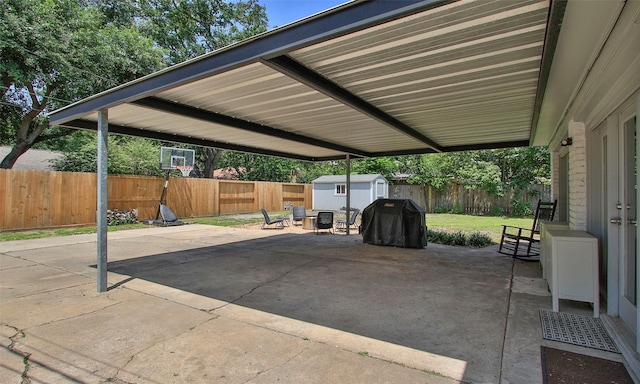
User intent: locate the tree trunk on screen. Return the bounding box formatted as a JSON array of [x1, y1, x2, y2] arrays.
[[1, 82, 54, 169], [0, 141, 31, 169], [203, 148, 223, 178]]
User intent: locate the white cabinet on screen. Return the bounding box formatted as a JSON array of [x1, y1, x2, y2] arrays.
[[545, 229, 599, 317], [540, 221, 569, 280]]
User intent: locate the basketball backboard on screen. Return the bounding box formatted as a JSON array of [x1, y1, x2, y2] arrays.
[[159, 146, 195, 170]]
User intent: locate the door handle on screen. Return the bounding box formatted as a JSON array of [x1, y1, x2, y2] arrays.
[[629, 219, 637, 226], [611, 217, 622, 225]]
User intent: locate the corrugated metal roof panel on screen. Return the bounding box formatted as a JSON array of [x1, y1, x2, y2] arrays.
[[80, 104, 347, 159], [289, 0, 548, 148], [49, 0, 555, 160]]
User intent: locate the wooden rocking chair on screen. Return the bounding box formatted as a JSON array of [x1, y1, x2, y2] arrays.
[[498, 199, 557, 260]]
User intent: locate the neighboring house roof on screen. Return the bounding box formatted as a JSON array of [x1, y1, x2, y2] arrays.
[[212, 167, 243, 180], [312, 174, 386, 184], [0, 147, 63, 171]]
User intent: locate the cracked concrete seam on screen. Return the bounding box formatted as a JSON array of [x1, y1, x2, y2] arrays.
[[210, 257, 323, 313], [112, 315, 220, 383], [5, 324, 32, 384], [240, 343, 314, 384]]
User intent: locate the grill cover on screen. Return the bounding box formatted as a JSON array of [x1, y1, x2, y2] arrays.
[[361, 199, 427, 248]]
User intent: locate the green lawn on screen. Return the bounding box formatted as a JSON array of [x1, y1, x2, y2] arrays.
[[426, 214, 533, 243], [0, 223, 147, 242], [185, 216, 264, 227]]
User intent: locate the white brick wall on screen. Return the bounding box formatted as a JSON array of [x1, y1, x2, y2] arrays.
[[551, 151, 560, 203], [568, 120, 587, 231]]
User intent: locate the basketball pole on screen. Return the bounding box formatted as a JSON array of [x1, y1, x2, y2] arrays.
[[155, 170, 171, 220]]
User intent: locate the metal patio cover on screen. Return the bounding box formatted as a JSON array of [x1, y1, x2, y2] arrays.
[[48, 0, 560, 161]]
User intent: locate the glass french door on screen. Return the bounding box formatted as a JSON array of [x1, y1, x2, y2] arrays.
[[606, 101, 639, 348], [618, 111, 638, 339]]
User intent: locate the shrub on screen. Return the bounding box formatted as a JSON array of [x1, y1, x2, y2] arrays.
[[468, 232, 493, 248], [452, 203, 464, 214], [450, 231, 467, 246], [426, 229, 493, 248], [490, 207, 505, 216], [432, 205, 452, 214], [511, 200, 533, 217]]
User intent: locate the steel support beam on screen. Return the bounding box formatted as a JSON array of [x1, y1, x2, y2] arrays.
[[97, 110, 108, 293], [263, 56, 444, 153], [368, 140, 531, 157], [63, 119, 331, 162], [132, 97, 371, 158], [529, 0, 567, 142]]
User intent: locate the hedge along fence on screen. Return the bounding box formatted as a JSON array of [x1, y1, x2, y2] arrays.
[[0, 169, 312, 231], [389, 182, 551, 215]]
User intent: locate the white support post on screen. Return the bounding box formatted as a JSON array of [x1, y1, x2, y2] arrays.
[[97, 110, 109, 292]]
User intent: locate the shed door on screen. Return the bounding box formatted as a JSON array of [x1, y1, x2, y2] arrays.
[[376, 180, 386, 199]]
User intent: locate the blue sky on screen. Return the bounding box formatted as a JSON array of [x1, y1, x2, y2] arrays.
[[259, 0, 349, 29]]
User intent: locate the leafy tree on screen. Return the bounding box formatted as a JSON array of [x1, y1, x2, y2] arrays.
[[407, 152, 503, 196], [351, 157, 398, 181], [293, 161, 339, 183], [52, 134, 165, 176], [137, 0, 268, 65], [476, 147, 550, 191], [0, 0, 165, 169], [403, 147, 549, 197], [218, 152, 300, 182]]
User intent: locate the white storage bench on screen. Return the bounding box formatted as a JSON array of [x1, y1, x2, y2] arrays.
[[544, 229, 599, 317]]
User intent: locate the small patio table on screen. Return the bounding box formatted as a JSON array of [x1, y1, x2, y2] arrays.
[[302, 216, 317, 230]]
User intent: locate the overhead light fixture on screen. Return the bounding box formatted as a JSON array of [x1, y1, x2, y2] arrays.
[[561, 137, 573, 147]]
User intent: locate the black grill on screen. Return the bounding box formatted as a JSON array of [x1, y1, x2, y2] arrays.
[[360, 199, 427, 249]]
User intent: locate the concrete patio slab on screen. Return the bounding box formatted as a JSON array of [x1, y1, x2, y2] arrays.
[[0, 224, 635, 383]]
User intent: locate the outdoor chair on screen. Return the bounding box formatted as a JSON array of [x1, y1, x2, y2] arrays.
[[335, 209, 359, 232], [291, 206, 307, 226], [498, 199, 557, 260], [315, 211, 334, 235], [260, 208, 288, 229]]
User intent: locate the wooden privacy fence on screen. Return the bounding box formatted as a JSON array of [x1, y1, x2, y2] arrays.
[[1, 170, 312, 231], [389, 183, 551, 215]]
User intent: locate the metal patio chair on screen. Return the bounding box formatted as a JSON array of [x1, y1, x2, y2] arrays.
[[335, 209, 359, 232], [315, 211, 334, 235], [260, 208, 288, 229], [291, 206, 307, 226], [498, 199, 557, 260]]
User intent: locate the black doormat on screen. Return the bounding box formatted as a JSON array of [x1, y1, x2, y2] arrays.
[[539, 309, 620, 353], [541, 346, 634, 384]]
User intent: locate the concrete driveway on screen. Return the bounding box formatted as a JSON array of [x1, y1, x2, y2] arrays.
[[0, 224, 624, 383]]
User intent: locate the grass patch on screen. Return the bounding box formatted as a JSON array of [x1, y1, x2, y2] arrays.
[[426, 213, 533, 243], [186, 210, 291, 227], [185, 216, 264, 227], [0, 223, 146, 242]]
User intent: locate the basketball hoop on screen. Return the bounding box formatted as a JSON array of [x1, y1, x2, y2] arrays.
[[176, 165, 193, 177]]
